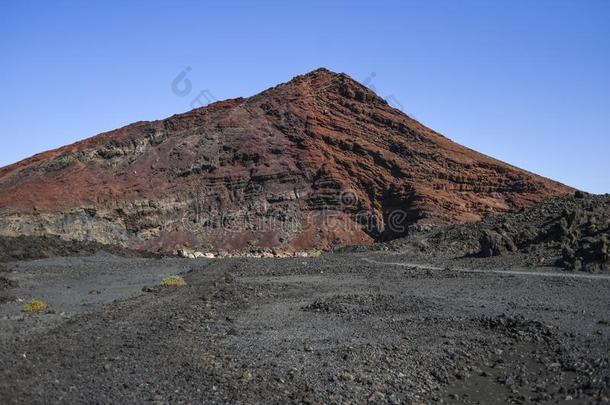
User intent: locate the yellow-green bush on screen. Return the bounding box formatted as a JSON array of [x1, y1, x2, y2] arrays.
[[161, 275, 187, 287], [23, 299, 48, 314], [306, 248, 322, 258]]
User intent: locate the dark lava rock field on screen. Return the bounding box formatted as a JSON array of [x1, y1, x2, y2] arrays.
[[383, 193, 610, 274], [1, 250, 609, 404]]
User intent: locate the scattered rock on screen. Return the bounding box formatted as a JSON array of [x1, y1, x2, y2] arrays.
[[240, 371, 253, 382], [0, 276, 17, 290], [368, 391, 385, 402]]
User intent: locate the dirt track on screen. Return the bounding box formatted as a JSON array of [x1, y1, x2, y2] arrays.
[[1, 252, 609, 404]]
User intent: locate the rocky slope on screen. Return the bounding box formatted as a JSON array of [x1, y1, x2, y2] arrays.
[[384, 193, 610, 272], [0, 68, 573, 252], [0, 235, 157, 263]]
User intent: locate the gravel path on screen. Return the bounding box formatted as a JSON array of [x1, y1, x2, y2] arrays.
[[363, 257, 610, 280]]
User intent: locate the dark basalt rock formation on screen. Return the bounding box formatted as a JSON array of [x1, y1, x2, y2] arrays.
[[0, 68, 573, 252], [388, 192, 610, 272]]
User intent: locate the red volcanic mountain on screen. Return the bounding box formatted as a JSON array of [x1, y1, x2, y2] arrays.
[[0, 68, 573, 252]]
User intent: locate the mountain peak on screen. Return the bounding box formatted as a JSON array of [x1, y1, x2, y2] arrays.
[[269, 67, 386, 111], [304, 66, 335, 75], [296, 67, 338, 80], [0, 69, 573, 253], [292, 67, 367, 89]]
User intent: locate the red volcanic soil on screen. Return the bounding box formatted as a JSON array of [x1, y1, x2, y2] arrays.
[[0, 68, 573, 252]]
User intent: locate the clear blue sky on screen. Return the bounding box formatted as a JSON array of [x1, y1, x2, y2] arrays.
[[1, 0, 609, 193]]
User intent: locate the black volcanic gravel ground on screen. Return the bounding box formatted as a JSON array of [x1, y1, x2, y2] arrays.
[[1, 252, 609, 404]]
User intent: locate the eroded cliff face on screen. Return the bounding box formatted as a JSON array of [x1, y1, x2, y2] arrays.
[[0, 68, 573, 252]]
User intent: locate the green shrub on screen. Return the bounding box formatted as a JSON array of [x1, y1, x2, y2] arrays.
[[161, 275, 187, 287], [23, 299, 48, 314], [306, 248, 322, 258]]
